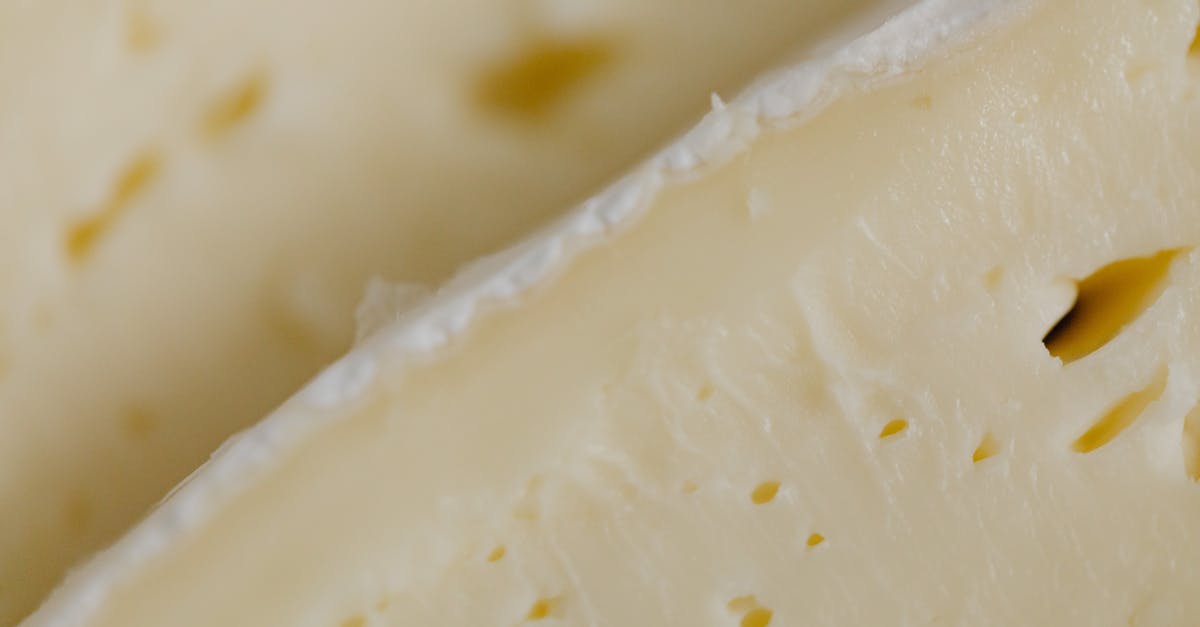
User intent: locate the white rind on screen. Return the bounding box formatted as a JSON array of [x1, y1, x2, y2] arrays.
[[23, 0, 1026, 624]]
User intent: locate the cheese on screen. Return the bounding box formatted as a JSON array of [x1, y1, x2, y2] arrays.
[[26, 0, 1200, 624], [0, 0, 875, 622]]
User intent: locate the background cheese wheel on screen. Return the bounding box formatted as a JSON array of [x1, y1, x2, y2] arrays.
[[0, 0, 882, 623]]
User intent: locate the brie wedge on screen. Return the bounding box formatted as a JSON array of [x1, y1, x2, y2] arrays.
[[25, 0, 1200, 625]]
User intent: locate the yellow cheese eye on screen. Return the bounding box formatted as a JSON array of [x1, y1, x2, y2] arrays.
[[878, 419, 908, 439], [338, 615, 365, 627], [65, 152, 162, 263], [474, 39, 616, 119], [526, 596, 561, 621], [741, 608, 774, 627], [486, 545, 506, 562], [750, 481, 780, 504], [972, 433, 999, 463], [1042, 249, 1181, 364], [1072, 369, 1167, 454], [202, 75, 268, 139]]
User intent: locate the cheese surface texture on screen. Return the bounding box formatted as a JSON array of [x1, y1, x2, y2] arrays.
[[0, 0, 870, 622], [26, 0, 1200, 625]]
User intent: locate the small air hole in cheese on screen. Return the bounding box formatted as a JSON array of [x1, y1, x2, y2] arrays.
[[972, 433, 999, 463], [202, 74, 268, 138], [879, 419, 908, 439], [741, 607, 773, 627], [982, 266, 1005, 291], [474, 38, 615, 119], [911, 95, 933, 110], [1043, 249, 1182, 364], [681, 480, 699, 494], [339, 615, 365, 627], [750, 481, 780, 504], [526, 596, 560, 621], [1073, 368, 1168, 453], [696, 383, 715, 402], [125, 4, 161, 52], [66, 152, 162, 262], [486, 546, 506, 562], [806, 533, 825, 547], [727, 595, 760, 613], [1185, 403, 1200, 481]]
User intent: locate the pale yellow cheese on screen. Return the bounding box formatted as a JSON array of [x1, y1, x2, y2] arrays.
[[0, 0, 873, 622], [27, 0, 1200, 625]]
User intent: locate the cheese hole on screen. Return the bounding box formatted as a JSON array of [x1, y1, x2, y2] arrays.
[[339, 615, 366, 627], [697, 382, 715, 402], [125, 6, 161, 52], [1190, 20, 1200, 56], [1183, 403, 1200, 481], [486, 545, 506, 562], [1073, 368, 1167, 453], [202, 74, 267, 138], [66, 151, 161, 262], [878, 419, 908, 439], [681, 480, 699, 494], [1043, 249, 1182, 364], [972, 433, 999, 463], [526, 596, 562, 621], [982, 266, 1004, 291], [750, 481, 780, 504], [474, 38, 615, 119], [727, 595, 760, 613], [911, 95, 933, 110], [806, 532, 825, 547], [741, 608, 774, 627]]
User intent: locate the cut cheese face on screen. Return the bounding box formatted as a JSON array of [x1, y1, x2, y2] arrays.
[[26, 0, 1200, 625], [0, 0, 870, 622]]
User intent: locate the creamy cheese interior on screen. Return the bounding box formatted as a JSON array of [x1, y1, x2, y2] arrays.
[[0, 0, 873, 622], [26, 0, 1200, 625]]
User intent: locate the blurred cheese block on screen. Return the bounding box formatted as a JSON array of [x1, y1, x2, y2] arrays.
[[26, 0, 1200, 625], [0, 0, 880, 621]]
